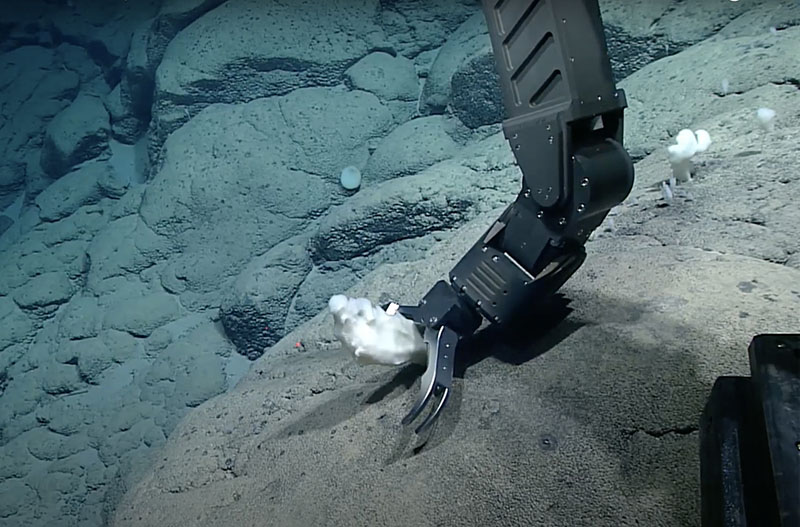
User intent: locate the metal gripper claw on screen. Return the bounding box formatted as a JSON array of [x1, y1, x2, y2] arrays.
[[402, 325, 459, 434]]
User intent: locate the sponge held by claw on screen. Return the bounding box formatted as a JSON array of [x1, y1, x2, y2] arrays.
[[328, 295, 426, 366]]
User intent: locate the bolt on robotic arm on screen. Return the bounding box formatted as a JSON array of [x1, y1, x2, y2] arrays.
[[394, 0, 635, 434]]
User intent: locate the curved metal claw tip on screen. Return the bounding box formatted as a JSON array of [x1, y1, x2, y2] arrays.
[[414, 386, 450, 435], [402, 326, 458, 434]]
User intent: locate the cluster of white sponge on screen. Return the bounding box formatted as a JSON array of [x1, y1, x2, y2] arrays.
[[328, 294, 426, 366], [667, 128, 712, 183]]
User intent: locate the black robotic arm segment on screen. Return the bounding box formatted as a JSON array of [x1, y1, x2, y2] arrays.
[[397, 0, 635, 433], [483, 0, 617, 119], [483, 0, 633, 223]]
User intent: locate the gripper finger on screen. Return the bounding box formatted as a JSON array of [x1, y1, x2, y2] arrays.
[[401, 326, 458, 433]]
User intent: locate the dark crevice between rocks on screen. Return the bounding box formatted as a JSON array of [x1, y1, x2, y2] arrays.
[[49, 25, 123, 87], [623, 425, 700, 438], [0, 368, 8, 396]]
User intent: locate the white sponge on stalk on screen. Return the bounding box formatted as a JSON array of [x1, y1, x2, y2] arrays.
[[328, 294, 426, 366], [667, 128, 711, 182]]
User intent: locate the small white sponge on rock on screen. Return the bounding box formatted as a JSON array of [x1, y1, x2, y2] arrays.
[[756, 107, 776, 132], [328, 294, 426, 366], [339, 165, 362, 190]]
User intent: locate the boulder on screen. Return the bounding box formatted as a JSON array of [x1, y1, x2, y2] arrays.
[[0, 46, 79, 205], [140, 87, 393, 311], [40, 94, 110, 178], [364, 115, 460, 182], [450, 51, 503, 129], [344, 52, 419, 103], [34, 161, 107, 221], [220, 239, 313, 360], [418, 12, 489, 116], [149, 0, 387, 151]]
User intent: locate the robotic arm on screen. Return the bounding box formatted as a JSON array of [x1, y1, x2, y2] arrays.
[[395, 0, 635, 434]]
